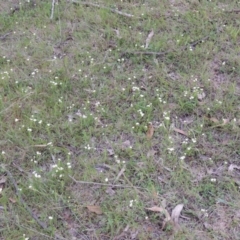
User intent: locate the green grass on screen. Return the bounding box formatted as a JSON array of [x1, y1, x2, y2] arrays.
[[1, 0, 240, 239]]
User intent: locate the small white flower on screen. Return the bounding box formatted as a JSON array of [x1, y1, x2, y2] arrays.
[[105, 178, 108, 182], [48, 216, 53, 220], [167, 148, 174, 152]]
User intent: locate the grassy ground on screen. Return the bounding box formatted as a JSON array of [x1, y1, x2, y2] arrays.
[[1, 0, 240, 239]]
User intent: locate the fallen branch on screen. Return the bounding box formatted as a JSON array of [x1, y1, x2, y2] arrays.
[[69, 175, 145, 189], [3, 166, 47, 229], [113, 166, 126, 183], [0, 32, 11, 40], [0, 92, 33, 115], [122, 36, 210, 57], [123, 50, 170, 56], [72, 163, 146, 196], [226, 9, 240, 13], [71, 0, 134, 18], [50, 0, 55, 19]]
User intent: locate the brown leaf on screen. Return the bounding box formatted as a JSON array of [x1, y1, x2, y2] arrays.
[[9, 197, 17, 203], [147, 149, 156, 158], [209, 117, 219, 123], [173, 127, 188, 136], [222, 118, 229, 125], [146, 206, 165, 212], [107, 148, 115, 156], [87, 205, 103, 215], [228, 164, 240, 172], [171, 204, 184, 224], [145, 29, 154, 49], [198, 92, 206, 101], [105, 187, 115, 196], [146, 206, 171, 220], [209, 117, 229, 126], [121, 140, 131, 149], [0, 176, 7, 184], [146, 123, 154, 139]]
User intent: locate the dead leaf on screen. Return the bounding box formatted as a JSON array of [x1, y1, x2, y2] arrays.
[[146, 206, 171, 220], [147, 149, 156, 158], [121, 140, 131, 149], [87, 205, 103, 215], [198, 92, 206, 101], [209, 117, 219, 123], [9, 197, 16, 203], [173, 127, 188, 137], [203, 222, 213, 230], [146, 206, 165, 212], [171, 204, 184, 224], [107, 148, 115, 156], [228, 164, 240, 172], [0, 176, 7, 184], [222, 118, 229, 125], [130, 230, 139, 239], [106, 187, 115, 196], [209, 117, 229, 126], [145, 29, 154, 49], [146, 123, 154, 139], [114, 29, 121, 38]]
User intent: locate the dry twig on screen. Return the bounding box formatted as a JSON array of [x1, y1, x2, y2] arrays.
[[0, 92, 33, 115], [3, 165, 47, 229], [71, 0, 134, 18], [50, 0, 56, 19], [91, 164, 147, 196], [113, 166, 126, 183], [122, 36, 210, 57], [69, 175, 145, 189]]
